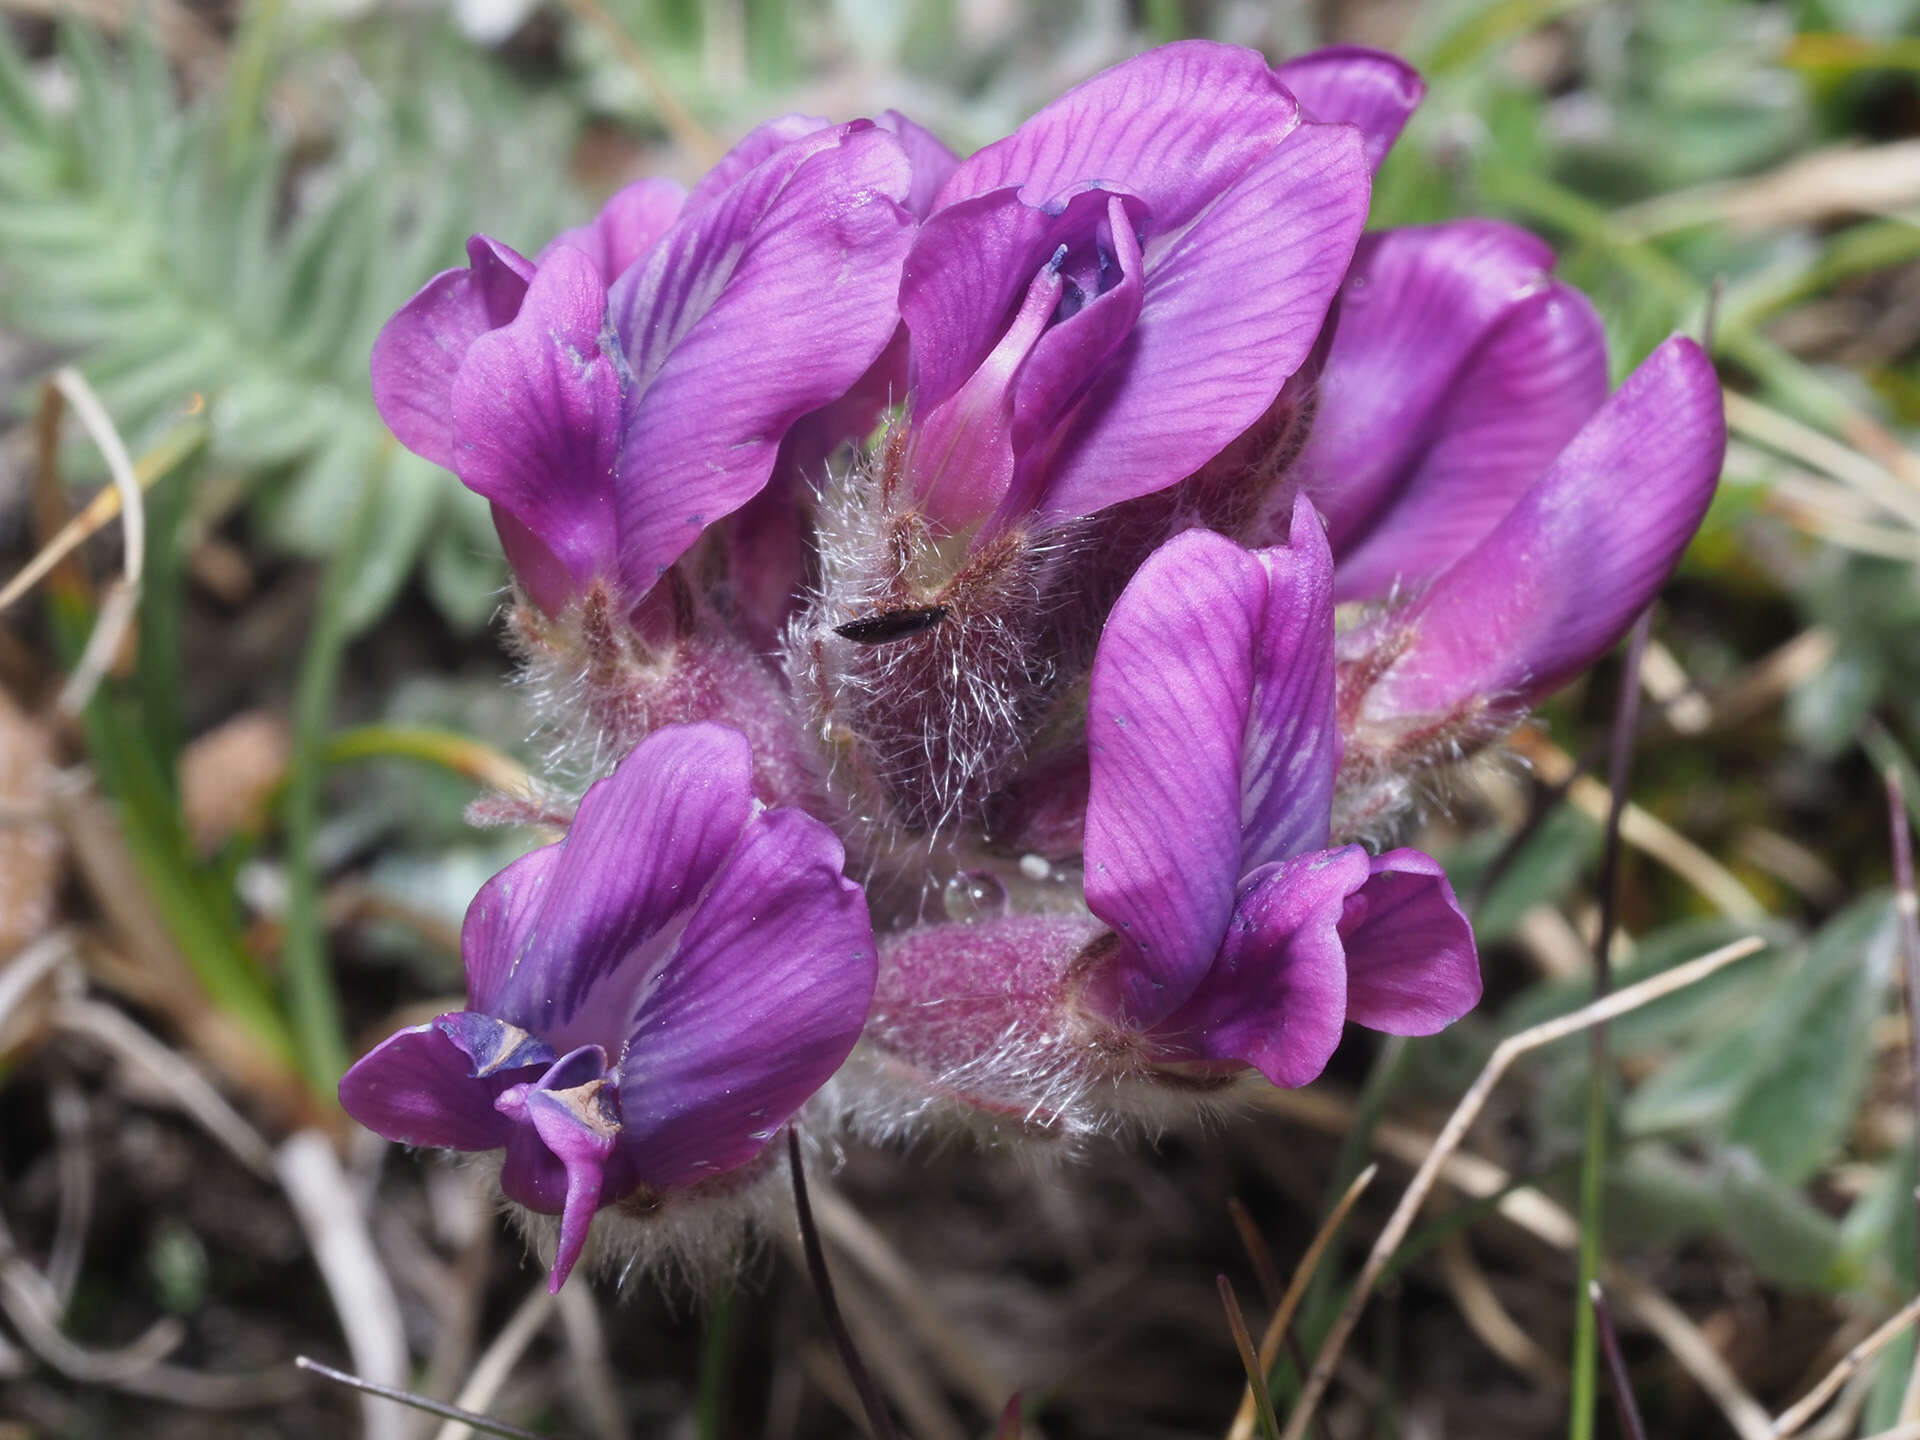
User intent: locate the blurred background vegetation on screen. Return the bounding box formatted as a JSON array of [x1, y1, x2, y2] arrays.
[[5, 0, 1920, 1436]]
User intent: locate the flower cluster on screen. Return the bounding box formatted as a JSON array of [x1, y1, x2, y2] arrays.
[[340, 41, 1726, 1288]]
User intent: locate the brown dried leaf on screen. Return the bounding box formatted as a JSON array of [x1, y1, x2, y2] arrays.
[[0, 687, 63, 960], [179, 710, 291, 854]]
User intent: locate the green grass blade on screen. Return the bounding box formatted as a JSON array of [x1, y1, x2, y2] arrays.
[[281, 446, 389, 1091]]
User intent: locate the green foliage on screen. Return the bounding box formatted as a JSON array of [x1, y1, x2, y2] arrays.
[[0, 15, 585, 634]]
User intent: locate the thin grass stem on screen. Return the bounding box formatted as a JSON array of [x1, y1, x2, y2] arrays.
[[296, 1357, 560, 1440], [1572, 609, 1654, 1440], [1590, 1283, 1649, 1440], [787, 1127, 898, 1440]]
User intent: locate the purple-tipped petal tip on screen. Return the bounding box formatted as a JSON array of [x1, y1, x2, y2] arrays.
[[1373, 335, 1725, 719]]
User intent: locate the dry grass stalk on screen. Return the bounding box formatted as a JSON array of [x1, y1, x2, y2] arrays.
[[1218, 1275, 1282, 1440], [1513, 730, 1766, 919], [1, 403, 203, 617], [555, 1281, 629, 1440], [278, 1131, 411, 1440], [42, 370, 145, 719], [1639, 638, 1712, 734], [1225, 1166, 1377, 1440], [1772, 1294, 1920, 1436], [297, 1356, 557, 1440], [56, 993, 278, 1178], [1260, 1085, 1777, 1439], [1439, 1233, 1562, 1383], [434, 1280, 558, 1440], [1613, 139, 1920, 236], [809, 1176, 1010, 1418], [554, 0, 723, 166], [1726, 393, 1920, 532], [1276, 934, 1767, 1440], [51, 788, 319, 1124]]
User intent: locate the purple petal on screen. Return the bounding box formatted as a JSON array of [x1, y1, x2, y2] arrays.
[[907, 237, 1065, 528], [1036, 121, 1370, 520], [537, 177, 687, 283], [617, 807, 875, 1192], [1001, 193, 1146, 521], [522, 1079, 618, 1291], [1240, 497, 1339, 870], [472, 724, 756, 1049], [337, 1019, 513, 1151], [685, 114, 832, 212], [1340, 849, 1481, 1034], [780, 325, 910, 483], [370, 236, 535, 470], [1297, 222, 1608, 600], [1085, 530, 1268, 1027], [878, 109, 960, 217], [900, 186, 1093, 423], [1084, 507, 1340, 1026], [459, 840, 562, 1016], [607, 123, 913, 598], [1332, 282, 1608, 600], [935, 41, 1300, 230], [1370, 336, 1725, 717], [449, 245, 622, 611], [1148, 847, 1370, 1087], [711, 473, 811, 648], [1273, 46, 1425, 171]]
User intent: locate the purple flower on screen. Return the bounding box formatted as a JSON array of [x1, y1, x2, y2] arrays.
[[861, 502, 1479, 1122], [337, 724, 876, 1291], [1288, 223, 1725, 771], [893, 40, 1379, 534], [1075, 499, 1480, 1083], [370, 119, 918, 616]]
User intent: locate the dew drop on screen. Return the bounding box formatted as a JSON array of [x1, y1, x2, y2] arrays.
[[943, 870, 1009, 925]]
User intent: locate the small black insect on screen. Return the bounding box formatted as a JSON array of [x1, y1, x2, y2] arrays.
[[833, 605, 949, 645]]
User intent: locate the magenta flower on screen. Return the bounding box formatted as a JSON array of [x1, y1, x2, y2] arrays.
[[1286, 223, 1725, 781], [1076, 502, 1479, 1082], [863, 502, 1479, 1123], [337, 724, 876, 1291], [893, 40, 1381, 533], [369, 119, 917, 616]]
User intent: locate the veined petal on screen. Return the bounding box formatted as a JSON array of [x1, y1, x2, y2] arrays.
[[460, 840, 562, 1016], [474, 724, 756, 1052], [1333, 280, 1608, 601], [1298, 222, 1608, 601], [685, 114, 833, 212], [337, 1018, 516, 1151], [370, 235, 534, 470], [1085, 530, 1266, 1026], [617, 807, 875, 1192], [1036, 122, 1370, 520], [900, 186, 1101, 419], [521, 1078, 619, 1291], [1274, 46, 1425, 171], [1148, 847, 1369, 1088], [1340, 850, 1481, 1034], [1241, 497, 1339, 870], [607, 123, 913, 598], [935, 40, 1301, 230], [1085, 507, 1341, 1026], [907, 249, 1064, 528], [1001, 193, 1146, 520], [449, 245, 622, 610], [1371, 336, 1725, 717], [537, 177, 687, 283], [879, 109, 960, 217]]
